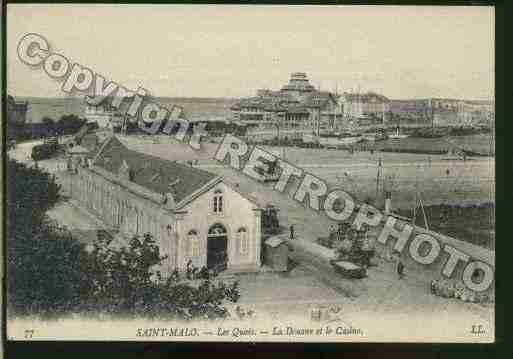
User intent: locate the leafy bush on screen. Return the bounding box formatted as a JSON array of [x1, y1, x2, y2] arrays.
[[6, 159, 60, 237], [7, 223, 93, 318], [56, 114, 87, 135], [31, 143, 58, 161], [85, 233, 240, 319], [6, 159, 83, 317]]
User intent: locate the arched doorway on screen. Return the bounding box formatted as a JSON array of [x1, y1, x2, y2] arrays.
[[207, 223, 228, 272]]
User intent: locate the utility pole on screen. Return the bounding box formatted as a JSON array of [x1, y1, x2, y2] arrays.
[[412, 163, 429, 230], [376, 157, 382, 206], [431, 98, 435, 129]]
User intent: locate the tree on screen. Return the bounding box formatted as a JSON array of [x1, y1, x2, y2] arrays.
[[6, 159, 60, 240], [6, 159, 90, 317], [41, 116, 56, 134], [57, 114, 87, 135], [87, 232, 240, 319], [8, 222, 93, 317]]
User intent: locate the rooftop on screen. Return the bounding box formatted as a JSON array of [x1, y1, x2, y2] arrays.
[[232, 91, 336, 113], [281, 72, 317, 93], [92, 136, 219, 204]]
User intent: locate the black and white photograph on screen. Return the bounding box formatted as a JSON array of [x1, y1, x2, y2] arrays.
[[5, 4, 495, 342]]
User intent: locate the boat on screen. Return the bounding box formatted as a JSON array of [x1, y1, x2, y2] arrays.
[[362, 131, 388, 142], [441, 147, 473, 161], [338, 136, 363, 145], [319, 135, 363, 149], [388, 126, 409, 139], [441, 139, 479, 160]]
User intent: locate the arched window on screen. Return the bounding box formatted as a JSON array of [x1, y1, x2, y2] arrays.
[[237, 227, 249, 255], [213, 189, 223, 214], [208, 223, 227, 236], [187, 229, 200, 258]]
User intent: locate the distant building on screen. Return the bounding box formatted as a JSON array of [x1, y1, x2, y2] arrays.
[[85, 102, 125, 129], [456, 100, 494, 126], [388, 99, 432, 125], [6, 95, 29, 139], [68, 136, 264, 274], [340, 92, 390, 125], [431, 98, 466, 126], [389, 98, 494, 126], [6, 95, 29, 125], [231, 73, 342, 138]]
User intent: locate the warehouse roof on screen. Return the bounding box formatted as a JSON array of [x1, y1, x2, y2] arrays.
[[92, 136, 219, 204]]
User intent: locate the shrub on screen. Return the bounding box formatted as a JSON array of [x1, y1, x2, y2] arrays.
[[31, 143, 57, 161], [86, 233, 240, 319]]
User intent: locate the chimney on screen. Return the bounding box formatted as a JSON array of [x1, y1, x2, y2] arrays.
[[162, 178, 181, 210], [384, 191, 392, 214], [163, 192, 176, 211]]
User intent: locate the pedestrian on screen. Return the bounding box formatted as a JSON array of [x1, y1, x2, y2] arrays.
[[186, 259, 193, 280], [329, 225, 336, 241], [396, 252, 405, 280], [290, 224, 295, 240]]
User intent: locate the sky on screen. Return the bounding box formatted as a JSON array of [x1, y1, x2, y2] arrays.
[[7, 5, 494, 100]]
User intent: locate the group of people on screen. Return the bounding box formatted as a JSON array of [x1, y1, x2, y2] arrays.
[[184, 260, 214, 281], [330, 223, 406, 280], [289, 221, 406, 280], [328, 223, 352, 243]]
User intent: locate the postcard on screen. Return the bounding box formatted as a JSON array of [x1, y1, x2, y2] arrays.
[[5, 4, 495, 342]]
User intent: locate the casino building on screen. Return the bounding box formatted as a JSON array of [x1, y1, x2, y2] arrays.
[[231, 73, 343, 138]]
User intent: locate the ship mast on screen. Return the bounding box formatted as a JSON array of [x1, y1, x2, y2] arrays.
[[375, 157, 382, 207]]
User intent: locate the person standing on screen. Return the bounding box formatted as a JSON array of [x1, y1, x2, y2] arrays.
[[329, 225, 336, 241], [290, 224, 295, 240], [396, 252, 405, 280]]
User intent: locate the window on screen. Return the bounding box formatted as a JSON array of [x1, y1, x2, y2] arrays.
[[237, 227, 248, 255], [187, 230, 200, 258], [208, 223, 227, 237], [213, 189, 223, 214]]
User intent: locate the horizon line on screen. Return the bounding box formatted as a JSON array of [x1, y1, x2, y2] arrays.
[[9, 94, 495, 103]]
